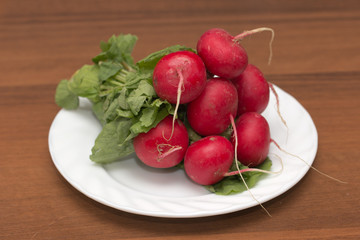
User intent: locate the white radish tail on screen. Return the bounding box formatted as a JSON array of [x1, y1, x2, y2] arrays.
[[234, 27, 275, 65]]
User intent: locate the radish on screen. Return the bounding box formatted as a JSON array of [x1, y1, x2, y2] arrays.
[[197, 28, 248, 79], [231, 64, 270, 116], [197, 27, 274, 79], [186, 78, 238, 136], [231, 63, 288, 136], [227, 112, 343, 216], [153, 50, 207, 139], [228, 113, 273, 217], [153, 50, 207, 104], [133, 116, 189, 168], [184, 136, 234, 185], [231, 112, 345, 183], [232, 112, 270, 167]]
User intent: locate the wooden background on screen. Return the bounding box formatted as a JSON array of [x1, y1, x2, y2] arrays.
[[1, 0, 359, 239]]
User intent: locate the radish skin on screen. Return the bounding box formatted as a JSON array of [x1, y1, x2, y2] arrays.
[[187, 78, 238, 136], [133, 116, 189, 168], [197, 28, 248, 79], [153, 51, 207, 104], [184, 136, 234, 185], [232, 112, 270, 167], [197, 27, 274, 80], [153, 50, 207, 140], [231, 64, 270, 116]]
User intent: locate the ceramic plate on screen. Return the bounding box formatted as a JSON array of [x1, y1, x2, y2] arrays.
[[48, 85, 317, 218]]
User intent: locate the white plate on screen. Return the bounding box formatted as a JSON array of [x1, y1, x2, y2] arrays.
[[48, 85, 318, 218]]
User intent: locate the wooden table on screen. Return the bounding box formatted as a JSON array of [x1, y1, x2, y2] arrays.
[[1, 0, 359, 239]]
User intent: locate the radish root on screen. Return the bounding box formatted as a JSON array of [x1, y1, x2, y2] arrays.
[[268, 82, 288, 142], [230, 114, 272, 217], [164, 68, 185, 141], [270, 139, 347, 184], [157, 143, 182, 160], [234, 27, 275, 65], [224, 153, 284, 177]]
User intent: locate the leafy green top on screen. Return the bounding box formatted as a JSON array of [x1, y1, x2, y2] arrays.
[[55, 34, 193, 163]]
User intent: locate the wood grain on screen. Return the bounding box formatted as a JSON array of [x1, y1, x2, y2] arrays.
[[1, 0, 359, 239]]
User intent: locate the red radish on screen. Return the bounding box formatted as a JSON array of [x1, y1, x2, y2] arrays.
[[197, 28, 248, 79], [186, 78, 238, 136], [231, 113, 345, 184], [197, 27, 274, 80], [232, 112, 270, 167], [184, 136, 234, 185], [153, 50, 207, 104], [232, 64, 288, 135], [231, 64, 270, 116], [133, 116, 189, 168]]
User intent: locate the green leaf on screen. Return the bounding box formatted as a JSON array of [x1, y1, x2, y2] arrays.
[[90, 118, 134, 164], [130, 106, 170, 134], [220, 125, 233, 140], [121, 71, 152, 88], [149, 98, 174, 114], [205, 158, 273, 195], [126, 80, 156, 115], [139, 107, 158, 127], [150, 98, 165, 108], [117, 87, 129, 109], [150, 106, 173, 129], [100, 40, 111, 52], [102, 91, 116, 113], [186, 125, 202, 144], [92, 34, 138, 65], [127, 95, 147, 115], [136, 45, 195, 74], [108, 34, 137, 64], [101, 88, 132, 123], [92, 101, 106, 125], [92, 52, 108, 63], [98, 61, 123, 82], [128, 95, 174, 135], [68, 64, 100, 102], [55, 80, 79, 110], [116, 108, 134, 118], [103, 96, 120, 122], [135, 80, 156, 97]]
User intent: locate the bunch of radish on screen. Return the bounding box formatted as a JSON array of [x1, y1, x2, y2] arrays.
[[133, 27, 283, 187], [131, 27, 345, 216]]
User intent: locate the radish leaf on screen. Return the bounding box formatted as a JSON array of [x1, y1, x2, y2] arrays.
[[205, 158, 272, 195]]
